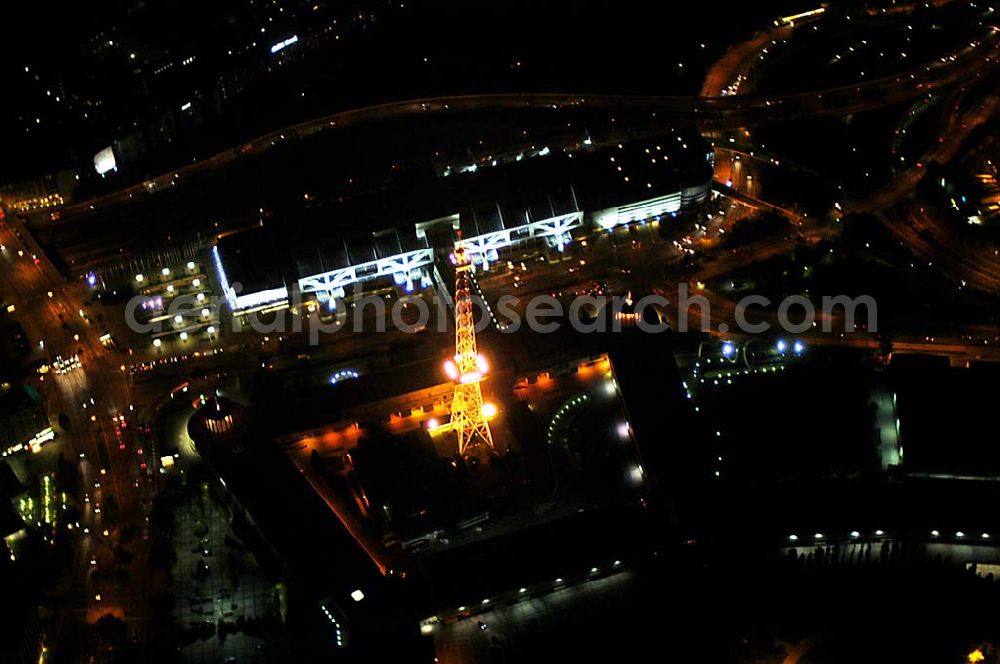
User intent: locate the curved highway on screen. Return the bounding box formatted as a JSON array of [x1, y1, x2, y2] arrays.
[[55, 29, 998, 220]]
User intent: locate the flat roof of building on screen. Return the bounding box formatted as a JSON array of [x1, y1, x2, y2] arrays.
[[0, 462, 25, 502], [214, 225, 287, 296], [0, 386, 48, 448], [190, 410, 413, 639], [573, 127, 714, 210], [215, 128, 711, 290]]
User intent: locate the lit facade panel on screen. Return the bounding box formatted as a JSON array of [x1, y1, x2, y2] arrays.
[[591, 193, 684, 230], [212, 244, 238, 309], [575, 128, 714, 226], [2, 426, 55, 458], [270, 35, 299, 54], [0, 175, 68, 213], [458, 211, 584, 256], [298, 247, 435, 294], [618, 192, 682, 225], [233, 286, 290, 311], [93, 146, 117, 175], [415, 214, 460, 242], [458, 179, 584, 258], [213, 227, 289, 311], [0, 386, 52, 458], [293, 224, 435, 296], [681, 182, 712, 207]]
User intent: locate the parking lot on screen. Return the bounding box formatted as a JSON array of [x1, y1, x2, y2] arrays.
[[171, 481, 288, 662]]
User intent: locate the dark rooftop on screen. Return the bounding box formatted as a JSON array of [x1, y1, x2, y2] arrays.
[[0, 462, 25, 502], [214, 225, 287, 296], [0, 386, 49, 451], [217, 129, 711, 289], [188, 406, 418, 646]]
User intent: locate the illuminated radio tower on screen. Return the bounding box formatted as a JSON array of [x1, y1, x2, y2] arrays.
[[444, 240, 495, 457]]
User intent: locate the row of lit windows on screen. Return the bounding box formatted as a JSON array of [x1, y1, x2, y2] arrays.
[[6, 193, 64, 213]]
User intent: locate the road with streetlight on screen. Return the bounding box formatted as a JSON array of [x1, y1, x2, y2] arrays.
[[0, 217, 162, 634], [25, 12, 995, 279]]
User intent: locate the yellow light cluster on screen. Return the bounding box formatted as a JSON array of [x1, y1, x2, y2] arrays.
[[9, 193, 64, 213]]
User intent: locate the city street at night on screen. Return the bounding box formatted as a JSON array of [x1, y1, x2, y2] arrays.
[[2, 1, 999, 662]]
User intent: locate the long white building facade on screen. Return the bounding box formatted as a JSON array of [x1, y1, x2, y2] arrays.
[[213, 129, 713, 314]]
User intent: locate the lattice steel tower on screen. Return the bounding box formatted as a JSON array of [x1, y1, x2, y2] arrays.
[[445, 241, 495, 457]]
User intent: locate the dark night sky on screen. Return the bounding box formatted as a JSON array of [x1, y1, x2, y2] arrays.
[[4, 3, 120, 73], [1, 0, 223, 178], [2, 2, 126, 172], [0, 0, 815, 181]]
